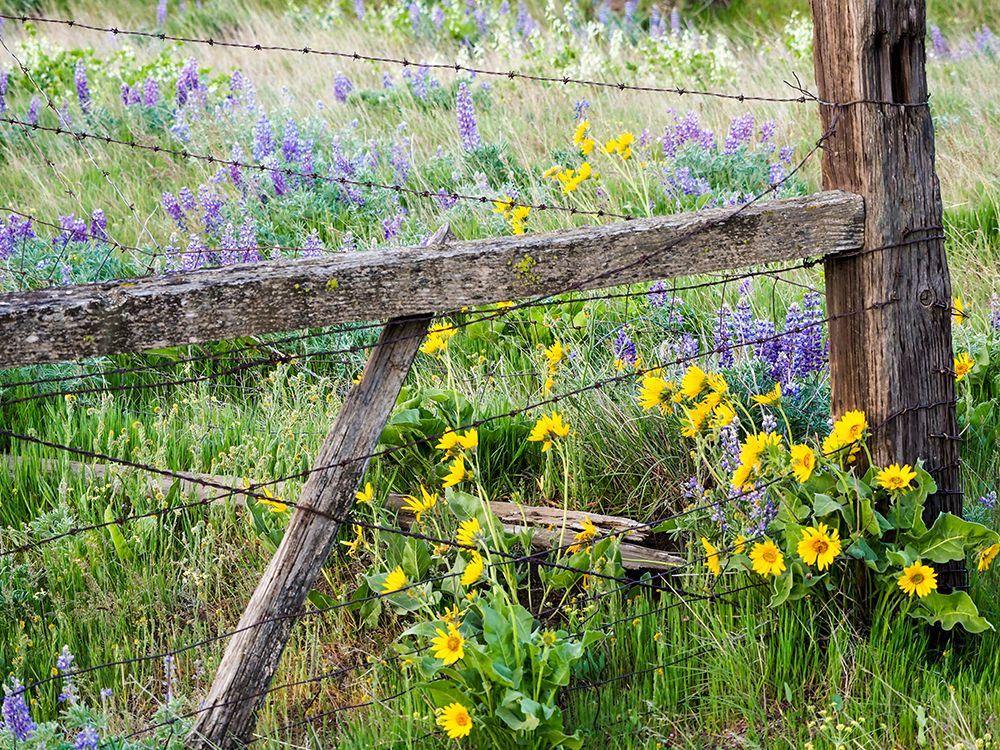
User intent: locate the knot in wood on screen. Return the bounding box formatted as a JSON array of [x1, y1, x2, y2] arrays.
[[918, 288, 936, 307]]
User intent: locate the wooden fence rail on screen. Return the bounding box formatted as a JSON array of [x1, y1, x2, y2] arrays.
[[0, 192, 863, 369]]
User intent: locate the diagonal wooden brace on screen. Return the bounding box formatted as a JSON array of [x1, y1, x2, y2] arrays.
[[186, 226, 450, 748]]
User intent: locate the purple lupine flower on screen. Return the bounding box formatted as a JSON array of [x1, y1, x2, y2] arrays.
[[282, 119, 300, 164], [975, 25, 997, 54], [2, 680, 36, 741], [432, 6, 445, 29], [238, 218, 259, 263], [383, 212, 405, 242], [723, 113, 754, 154], [333, 73, 354, 103], [162, 191, 186, 229], [455, 82, 481, 150], [353, 0, 365, 19], [930, 26, 951, 58], [267, 159, 288, 196], [768, 163, 785, 186], [759, 119, 776, 148], [340, 232, 357, 253], [57, 101, 72, 127], [156, 0, 168, 25], [163, 655, 176, 704], [612, 327, 638, 369], [409, 1, 421, 32], [74, 726, 99, 750], [435, 188, 458, 209], [8, 214, 35, 240], [733, 294, 754, 345], [779, 145, 794, 164], [177, 186, 197, 212], [100, 688, 113, 699], [57, 214, 89, 244], [670, 7, 681, 35], [0, 222, 12, 260], [74, 61, 91, 114], [228, 144, 245, 189], [183, 234, 208, 271], [143, 76, 160, 107], [647, 280, 669, 308], [253, 113, 275, 162], [712, 305, 735, 368], [515, 0, 535, 37], [90, 209, 108, 241], [25, 96, 39, 125], [382, 73, 394, 89], [0, 70, 8, 113], [623, 0, 636, 28], [991, 293, 1000, 331], [980, 491, 998, 509], [405, 67, 430, 100], [796, 291, 826, 375], [198, 185, 223, 231], [121, 83, 133, 106], [597, 2, 611, 26], [301, 229, 324, 258], [475, 8, 488, 35], [573, 100, 590, 120], [57, 646, 78, 703], [390, 140, 410, 183], [650, 6, 665, 38], [176, 57, 201, 106]]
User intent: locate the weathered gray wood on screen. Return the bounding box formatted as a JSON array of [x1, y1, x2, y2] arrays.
[[185, 227, 449, 750], [812, 2, 962, 588], [0, 192, 864, 369], [3, 456, 652, 546], [390, 496, 680, 570]]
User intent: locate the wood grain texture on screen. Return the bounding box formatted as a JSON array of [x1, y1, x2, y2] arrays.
[[184, 228, 452, 750], [811, 1, 962, 587], [0, 192, 864, 369]]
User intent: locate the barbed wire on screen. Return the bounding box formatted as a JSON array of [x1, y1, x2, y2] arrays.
[[0, 14, 932, 110]]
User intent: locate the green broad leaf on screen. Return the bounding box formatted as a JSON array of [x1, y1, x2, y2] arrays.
[[858, 498, 881, 536], [847, 537, 887, 571], [904, 513, 1000, 564], [811, 493, 845, 520], [419, 681, 472, 709], [104, 505, 131, 563], [769, 571, 794, 607], [539, 729, 583, 750], [305, 590, 338, 610], [909, 591, 995, 633]]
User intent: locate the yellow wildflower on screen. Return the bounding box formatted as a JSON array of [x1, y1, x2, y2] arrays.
[[442, 456, 468, 488], [402, 485, 438, 523], [822, 410, 868, 462], [701, 537, 721, 577], [752, 383, 781, 406], [382, 565, 407, 594], [436, 703, 473, 739], [257, 487, 287, 514], [604, 131, 634, 159], [711, 401, 737, 428], [528, 411, 571, 452], [790, 444, 816, 483], [953, 296, 966, 327], [354, 482, 374, 504], [421, 322, 457, 356], [456, 517, 483, 549], [750, 540, 786, 577], [680, 365, 707, 400], [797, 523, 842, 571], [897, 561, 937, 598], [340, 524, 365, 557], [876, 463, 917, 493], [978, 543, 1000, 572], [733, 535, 746, 555], [954, 352, 974, 382], [567, 516, 598, 554], [431, 624, 465, 665], [461, 552, 484, 586], [544, 340, 565, 374], [638, 375, 672, 413]]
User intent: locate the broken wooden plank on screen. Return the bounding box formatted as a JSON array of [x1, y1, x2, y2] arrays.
[[4, 455, 677, 569], [0, 192, 864, 368]]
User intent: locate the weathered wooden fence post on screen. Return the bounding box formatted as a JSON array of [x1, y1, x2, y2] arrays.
[[811, 1, 964, 589], [186, 226, 451, 748]]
